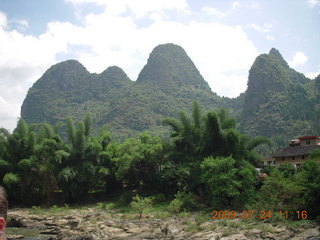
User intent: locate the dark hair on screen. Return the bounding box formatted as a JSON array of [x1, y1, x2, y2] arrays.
[[0, 187, 7, 219]]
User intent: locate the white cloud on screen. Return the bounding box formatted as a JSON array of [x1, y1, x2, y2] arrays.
[[306, 71, 320, 79], [0, 96, 20, 131], [127, 0, 189, 18], [232, 1, 240, 9], [308, 0, 320, 8], [65, 0, 189, 18], [248, 1, 261, 10], [289, 51, 308, 68], [65, 13, 258, 97], [0, 11, 68, 131], [249, 23, 272, 33], [11, 19, 29, 31], [0, 12, 7, 28], [202, 2, 239, 17], [266, 35, 275, 41], [202, 6, 226, 17], [0, 2, 259, 130]]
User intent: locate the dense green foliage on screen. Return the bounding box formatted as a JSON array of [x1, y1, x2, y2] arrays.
[[160, 102, 269, 208], [21, 44, 220, 140], [258, 158, 320, 219], [241, 48, 319, 147], [2, 102, 320, 219], [3, 103, 259, 205]]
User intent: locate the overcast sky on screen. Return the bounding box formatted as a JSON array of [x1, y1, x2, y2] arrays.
[[0, 0, 320, 131]]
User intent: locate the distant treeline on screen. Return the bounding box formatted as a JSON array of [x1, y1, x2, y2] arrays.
[[0, 102, 319, 218]]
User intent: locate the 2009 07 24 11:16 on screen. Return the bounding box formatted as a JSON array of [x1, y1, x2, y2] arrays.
[[211, 210, 308, 220]]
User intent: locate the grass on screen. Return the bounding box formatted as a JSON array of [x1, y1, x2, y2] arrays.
[[30, 206, 42, 214], [210, 217, 312, 234], [96, 199, 172, 219], [96, 201, 117, 210], [185, 212, 210, 233], [280, 219, 315, 228], [30, 203, 84, 216], [186, 222, 205, 232]]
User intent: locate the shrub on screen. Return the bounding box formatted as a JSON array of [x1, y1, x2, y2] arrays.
[[0, 159, 9, 169], [262, 165, 275, 175], [31, 206, 41, 214], [3, 172, 20, 188], [96, 202, 108, 210], [278, 163, 296, 177], [167, 191, 196, 213], [116, 191, 133, 207], [130, 195, 152, 218], [256, 169, 305, 210], [150, 193, 166, 203], [167, 198, 183, 213]]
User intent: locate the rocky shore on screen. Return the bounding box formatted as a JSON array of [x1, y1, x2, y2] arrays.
[[6, 208, 320, 240]]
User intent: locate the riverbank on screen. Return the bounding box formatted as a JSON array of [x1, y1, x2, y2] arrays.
[[7, 207, 320, 240]]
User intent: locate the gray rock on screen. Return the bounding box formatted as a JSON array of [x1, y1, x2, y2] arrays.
[[7, 234, 24, 239]]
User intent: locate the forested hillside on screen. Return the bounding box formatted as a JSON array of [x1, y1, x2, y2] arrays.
[[21, 44, 220, 140], [21, 43, 319, 146], [240, 48, 319, 147]]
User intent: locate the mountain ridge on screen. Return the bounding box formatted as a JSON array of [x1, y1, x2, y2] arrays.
[[240, 47, 317, 146], [21, 43, 219, 139], [20, 43, 319, 144], [136, 43, 211, 92]]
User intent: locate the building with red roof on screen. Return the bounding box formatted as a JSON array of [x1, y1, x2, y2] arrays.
[[265, 136, 320, 168]]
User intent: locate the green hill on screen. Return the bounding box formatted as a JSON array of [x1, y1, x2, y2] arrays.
[[20, 44, 320, 144], [21, 43, 220, 139], [240, 48, 317, 146]]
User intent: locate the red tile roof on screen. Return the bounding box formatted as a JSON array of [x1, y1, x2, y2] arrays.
[[297, 136, 318, 140]]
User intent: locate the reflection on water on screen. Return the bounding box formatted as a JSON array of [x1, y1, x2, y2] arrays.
[[6, 227, 55, 240]]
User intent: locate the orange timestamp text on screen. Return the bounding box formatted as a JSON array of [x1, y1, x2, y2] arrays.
[[211, 210, 308, 220]]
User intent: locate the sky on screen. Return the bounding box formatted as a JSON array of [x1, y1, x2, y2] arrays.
[[0, 0, 320, 131]]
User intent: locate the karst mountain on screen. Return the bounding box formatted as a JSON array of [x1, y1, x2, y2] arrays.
[[21, 43, 320, 145]]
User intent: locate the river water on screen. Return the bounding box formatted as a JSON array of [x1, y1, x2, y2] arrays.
[[6, 227, 56, 240]]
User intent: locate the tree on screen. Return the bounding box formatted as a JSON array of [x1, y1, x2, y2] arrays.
[[200, 111, 224, 157], [115, 133, 163, 190], [309, 149, 320, 160], [60, 115, 115, 202], [6, 119, 35, 165], [162, 102, 269, 195], [33, 138, 69, 204], [162, 101, 202, 163], [0, 128, 11, 181], [278, 163, 296, 177], [200, 156, 240, 208], [3, 172, 20, 193], [130, 195, 152, 218], [84, 113, 92, 138], [99, 135, 121, 193], [257, 168, 305, 211], [60, 116, 91, 201], [296, 159, 320, 218], [1, 119, 39, 204], [241, 136, 272, 166]]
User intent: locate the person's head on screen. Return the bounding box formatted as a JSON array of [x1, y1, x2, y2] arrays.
[[0, 186, 7, 237]]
